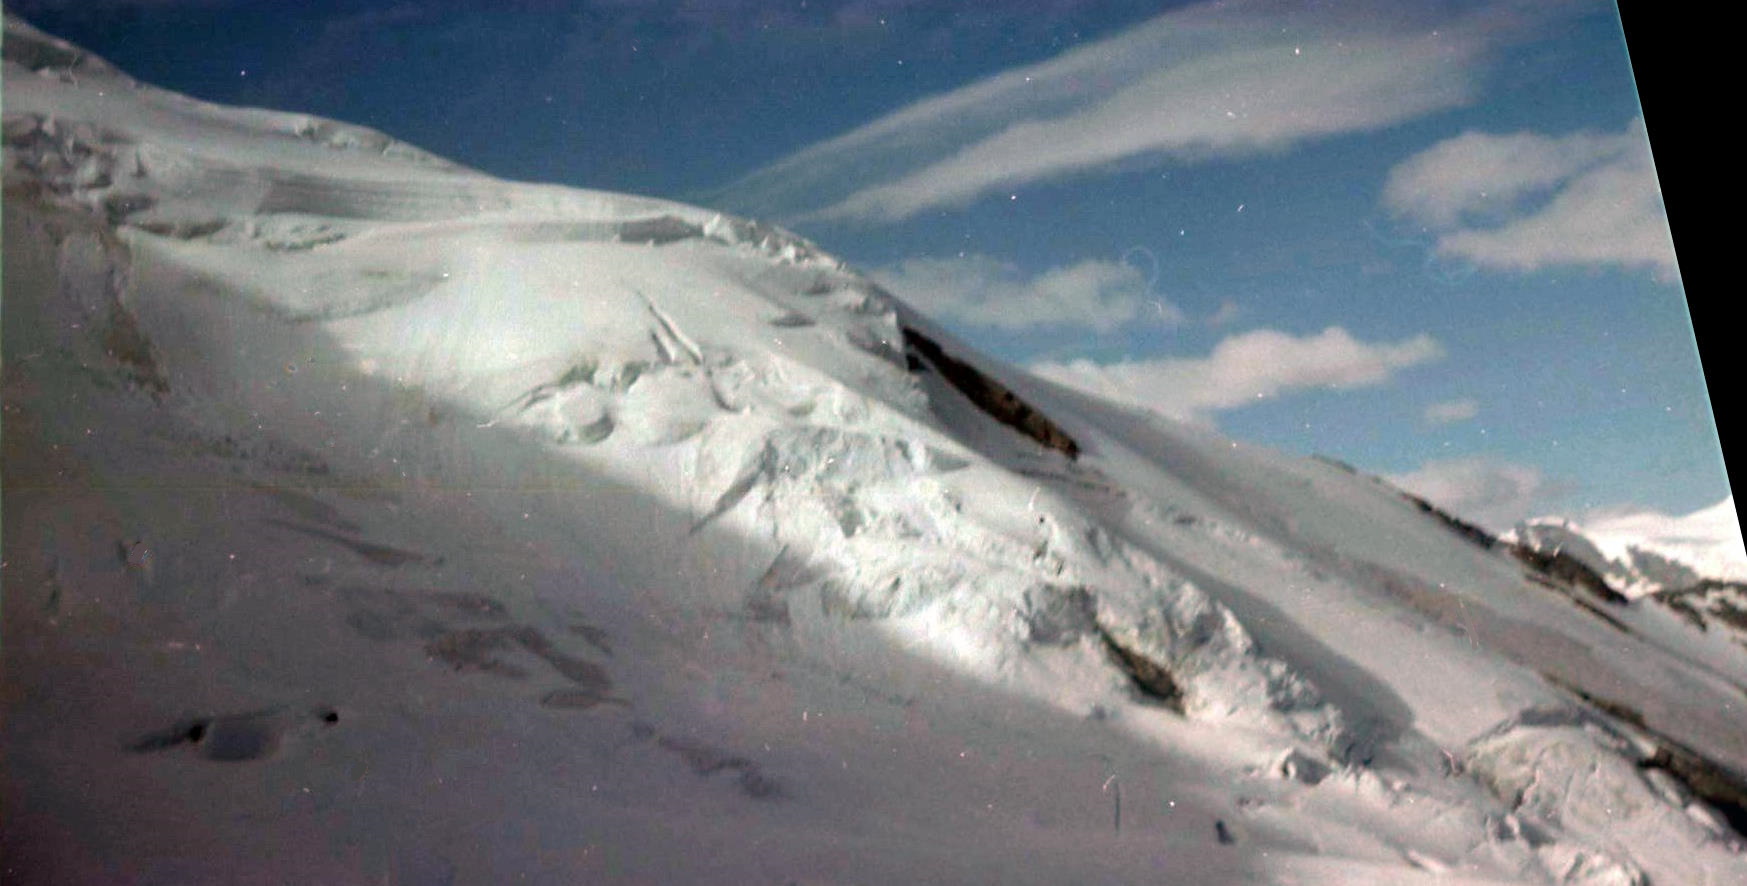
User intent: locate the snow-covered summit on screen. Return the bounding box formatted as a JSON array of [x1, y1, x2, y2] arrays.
[[1508, 497, 1747, 597], [6, 16, 1747, 884]]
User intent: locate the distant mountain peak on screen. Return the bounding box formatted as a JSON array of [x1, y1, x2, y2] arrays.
[[1508, 496, 1747, 596]]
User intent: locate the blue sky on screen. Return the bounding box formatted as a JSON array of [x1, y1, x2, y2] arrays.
[[14, 0, 1727, 529]]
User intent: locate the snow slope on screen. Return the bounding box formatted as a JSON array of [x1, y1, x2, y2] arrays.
[[5, 16, 1747, 884]]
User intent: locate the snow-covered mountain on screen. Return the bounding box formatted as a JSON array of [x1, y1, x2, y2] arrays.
[[5, 16, 1746, 884], [1509, 498, 1747, 597], [1501, 500, 1747, 664]]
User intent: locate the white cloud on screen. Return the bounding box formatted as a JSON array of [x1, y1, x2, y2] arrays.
[[1206, 300, 1243, 327], [1385, 457, 1552, 532], [1423, 398, 1479, 425], [1382, 122, 1678, 279], [873, 254, 1174, 333], [717, 0, 1559, 223], [1032, 326, 1442, 422], [1382, 129, 1621, 228]]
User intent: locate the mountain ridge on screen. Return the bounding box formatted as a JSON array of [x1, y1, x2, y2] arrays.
[[1509, 497, 1747, 594]]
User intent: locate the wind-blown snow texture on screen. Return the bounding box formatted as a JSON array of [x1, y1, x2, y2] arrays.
[[4, 16, 1745, 884]]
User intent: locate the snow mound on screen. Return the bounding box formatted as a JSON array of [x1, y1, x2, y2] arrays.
[[1467, 709, 1747, 885]]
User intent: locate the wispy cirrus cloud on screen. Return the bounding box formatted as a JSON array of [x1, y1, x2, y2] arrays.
[[716, 0, 1562, 224], [1032, 326, 1441, 423], [873, 254, 1177, 333], [1382, 121, 1678, 280]]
